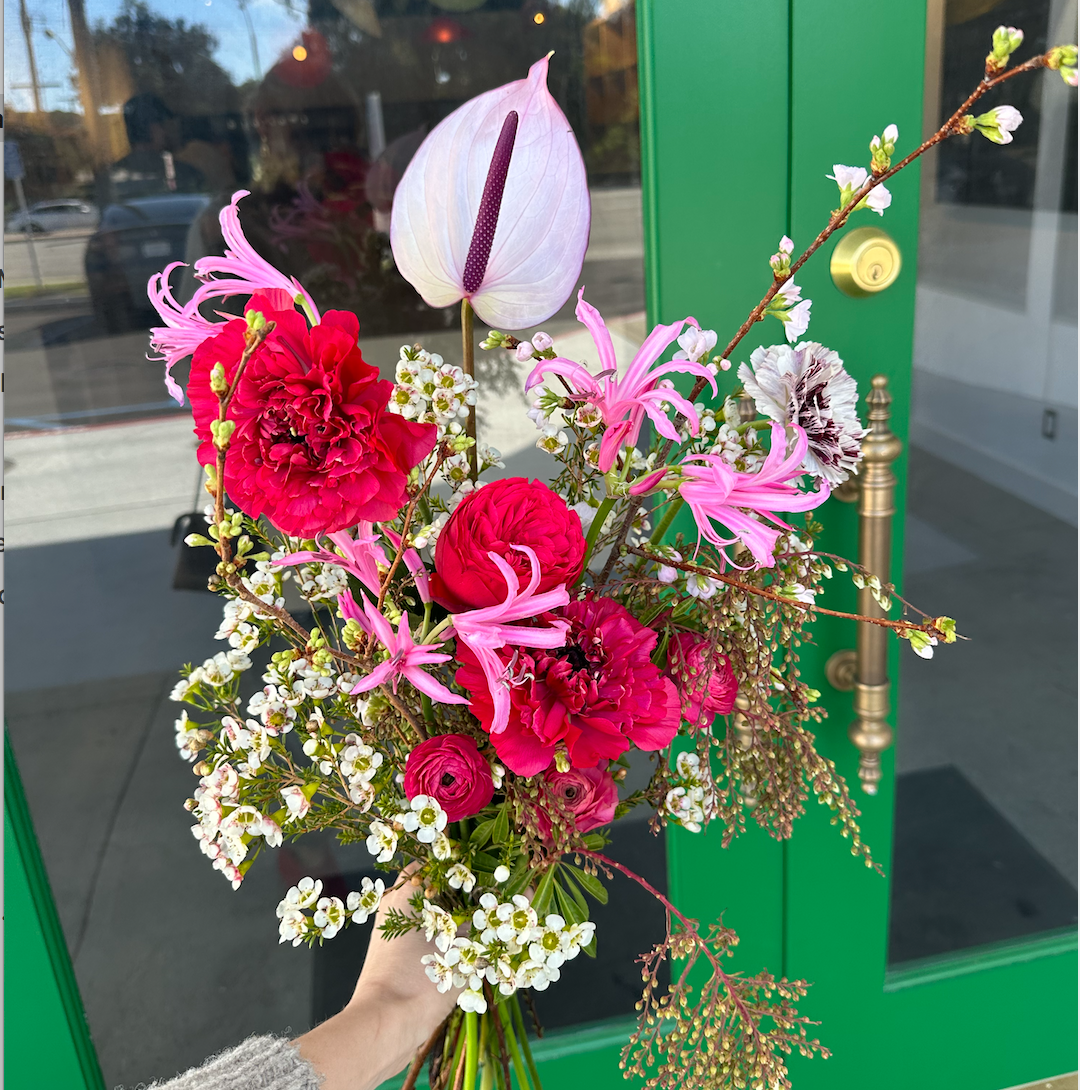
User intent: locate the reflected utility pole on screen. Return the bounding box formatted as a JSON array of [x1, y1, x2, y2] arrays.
[[237, 0, 262, 81], [19, 0, 44, 113]]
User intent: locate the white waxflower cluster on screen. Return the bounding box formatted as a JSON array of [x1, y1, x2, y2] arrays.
[[678, 402, 721, 444], [174, 709, 212, 762], [422, 893, 594, 1014], [220, 714, 282, 775], [276, 876, 385, 946], [708, 420, 765, 473], [294, 562, 349, 601], [170, 650, 253, 702], [339, 734, 384, 807], [388, 345, 478, 438], [189, 762, 282, 889], [664, 751, 717, 834], [215, 600, 261, 654]]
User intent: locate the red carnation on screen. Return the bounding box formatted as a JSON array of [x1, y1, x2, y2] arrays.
[[456, 595, 680, 776], [537, 764, 619, 839], [667, 632, 738, 730], [430, 477, 587, 612], [187, 291, 436, 538], [403, 733, 495, 822]]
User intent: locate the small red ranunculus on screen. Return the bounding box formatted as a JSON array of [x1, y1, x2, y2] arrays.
[[667, 632, 738, 729], [430, 477, 587, 613], [402, 733, 495, 822], [187, 290, 436, 538], [538, 764, 619, 838]]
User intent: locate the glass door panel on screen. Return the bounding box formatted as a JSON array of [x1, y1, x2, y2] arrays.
[[3, 1, 652, 1082], [890, 0, 1078, 966]]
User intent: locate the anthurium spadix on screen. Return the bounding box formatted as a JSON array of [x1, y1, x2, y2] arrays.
[[390, 54, 590, 330]]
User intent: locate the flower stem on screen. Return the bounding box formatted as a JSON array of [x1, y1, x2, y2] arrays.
[[496, 1000, 533, 1090], [510, 994, 544, 1090], [461, 298, 478, 481], [648, 495, 684, 546], [581, 495, 617, 572], [463, 1011, 479, 1090]]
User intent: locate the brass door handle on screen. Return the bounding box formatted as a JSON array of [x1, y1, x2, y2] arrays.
[[826, 375, 903, 794], [830, 227, 902, 297]]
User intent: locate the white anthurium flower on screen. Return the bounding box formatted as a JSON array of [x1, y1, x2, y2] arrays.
[[347, 877, 385, 924], [390, 55, 590, 330]]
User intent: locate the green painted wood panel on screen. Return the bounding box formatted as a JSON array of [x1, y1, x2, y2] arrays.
[[641, 0, 791, 987], [4, 733, 105, 1090]]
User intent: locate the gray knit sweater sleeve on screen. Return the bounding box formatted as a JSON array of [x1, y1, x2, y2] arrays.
[[147, 1036, 321, 1090]]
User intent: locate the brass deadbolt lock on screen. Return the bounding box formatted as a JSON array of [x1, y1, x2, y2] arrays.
[[830, 226, 902, 297]]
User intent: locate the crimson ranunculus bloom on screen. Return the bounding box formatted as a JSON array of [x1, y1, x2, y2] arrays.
[[667, 632, 738, 730], [402, 733, 495, 822], [537, 764, 619, 839], [188, 290, 436, 538], [456, 595, 680, 776], [430, 477, 587, 612]]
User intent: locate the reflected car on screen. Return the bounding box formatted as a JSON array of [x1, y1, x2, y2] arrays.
[[84, 194, 211, 333], [6, 199, 100, 233]]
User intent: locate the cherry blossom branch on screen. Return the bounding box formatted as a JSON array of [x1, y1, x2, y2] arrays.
[[625, 545, 952, 639], [686, 51, 1059, 404]]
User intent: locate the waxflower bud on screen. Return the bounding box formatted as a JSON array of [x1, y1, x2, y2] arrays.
[[209, 362, 228, 393]]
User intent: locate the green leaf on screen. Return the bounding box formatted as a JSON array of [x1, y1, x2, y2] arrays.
[[502, 853, 532, 899], [471, 851, 501, 872], [565, 865, 608, 905], [553, 879, 587, 926], [530, 866, 557, 917], [581, 934, 598, 958], [583, 833, 609, 851], [492, 805, 510, 845], [469, 819, 495, 847]]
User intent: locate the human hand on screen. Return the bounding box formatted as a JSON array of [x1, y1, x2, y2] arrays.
[[294, 869, 455, 1090]]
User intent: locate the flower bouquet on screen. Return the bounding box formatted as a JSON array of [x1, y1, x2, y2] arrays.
[[150, 35, 1075, 1090]]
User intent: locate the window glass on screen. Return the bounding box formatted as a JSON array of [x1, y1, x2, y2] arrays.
[[4, 1, 655, 1082], [890, 0, 1078, 966]]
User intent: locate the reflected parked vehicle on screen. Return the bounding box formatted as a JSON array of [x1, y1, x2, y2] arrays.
[[84, 194, 211, 333], [6, 199, 100, 234]]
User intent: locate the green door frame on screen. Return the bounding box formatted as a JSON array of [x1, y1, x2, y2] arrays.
[[7, 3, 1075, 1087]]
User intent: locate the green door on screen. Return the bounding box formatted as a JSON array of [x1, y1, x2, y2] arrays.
[[650, 2, 1078, 1089]]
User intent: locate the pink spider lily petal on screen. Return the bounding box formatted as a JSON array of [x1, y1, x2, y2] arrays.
[[349, 596, 468, 706], [274, 524, 387, 596], [147, 261, 220, 402], [526, 290, 718, 472], [678, 424, 830, 569], [390, 55, 590, 330], [452, 545, 570, 735], [147, 191, 321, 401], [192, 190, 320, 320], [383, 528, 432, 604]]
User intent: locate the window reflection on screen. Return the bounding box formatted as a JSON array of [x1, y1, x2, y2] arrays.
[[891, 0, 1078, 966], [5, 1, 655, 1083]]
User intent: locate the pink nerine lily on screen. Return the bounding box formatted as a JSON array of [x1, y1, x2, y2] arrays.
[[343, 593, 467, 706], [148, 189, 321, 403], [390, 55, 590, 330], [451, 545, 570, 736], [275, 525, 388, 596], [678, 423, 830, 569], [526, 290, 718, 473]]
